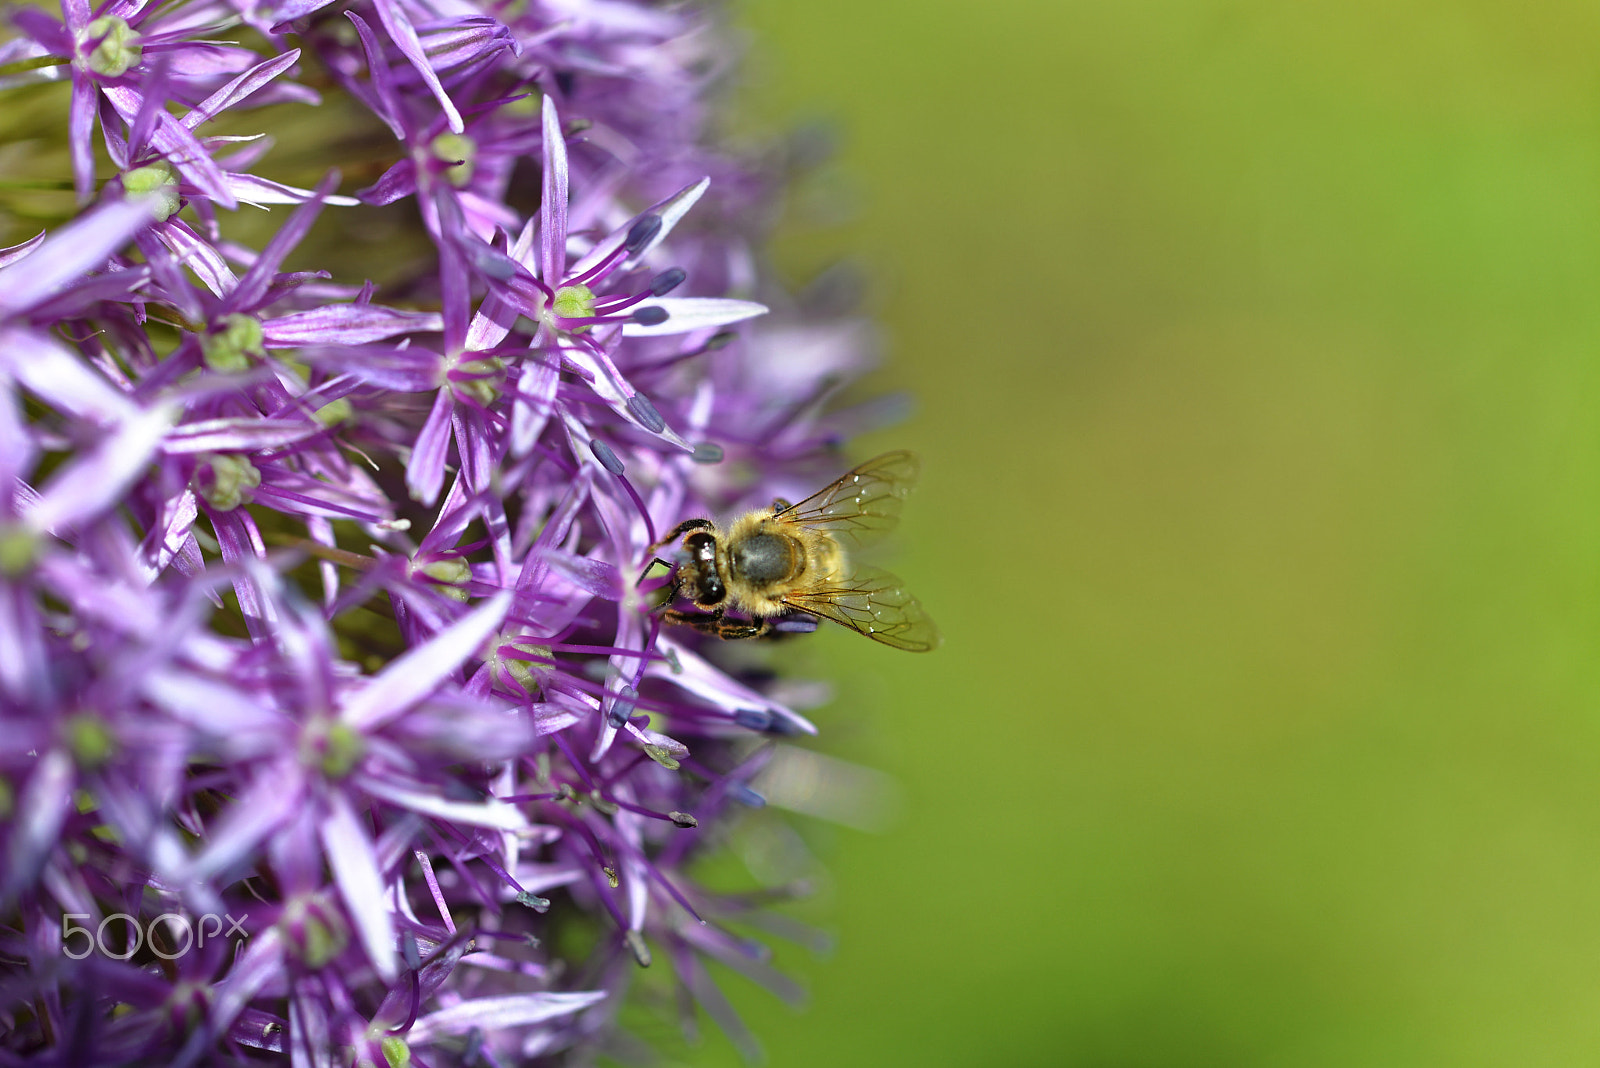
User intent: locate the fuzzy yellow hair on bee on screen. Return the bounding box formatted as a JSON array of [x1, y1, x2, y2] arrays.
[[650, 451, 939, 651]]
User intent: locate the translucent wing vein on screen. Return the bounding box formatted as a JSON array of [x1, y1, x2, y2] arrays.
[[775, 450, 920, 548], [782, 565, 940, 652]]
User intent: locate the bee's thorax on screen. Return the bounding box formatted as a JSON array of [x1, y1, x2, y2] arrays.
[[730, 531, 800, 587]]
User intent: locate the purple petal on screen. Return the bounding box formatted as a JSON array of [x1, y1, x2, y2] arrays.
[[148, 43, 259, 79], [408, 991, 607, 1042], [252, 471, 388, 522], [567, 177, 710, 280], [372, 0, 463, 133], [562, 342, 692, 451], [509, 356, 558, 457], [209, 508, 276, 636], [223, 173, 361, 208], [467, 216, 535, 351], [451, 405, 493, 493], [33, 554, 164, 636], [264, 305, 443, 345], [292, 343, 443, 391], [69, 78, 95, 205], [0, 582, 47, 705], [621, 297, 769, 338], [182, 48, 304, 130], [414, 17, 514, 71], [318, 790, 398, 982], [406, 389, 453, 505], [138, 488, 196, 577], [354, 158, 416, 205], [357, 774, 529, 831], [28, 403, 176, 532], [344, 11, 407, 140], [0, 373, 37, 488], [127, 61, 168, 162], [653, 636, 817, 735], [223, 171, 339, 315], [142, 669, 286, 738], [340, 590, 511, 730], [0, 197, 155, 318], [539, 94, 568, 283], [161, 416, 320, 453], [265, 0, 341, 28], [530, 703, 583, 734], [9, 8, 70, 52], [0, 229, 45, 269], [102, 85, 238, 209], [433, 190, 471, 352], [540, 549, 624, 601], [157, 218, 239, 297], [197, 928, 285, 1058], [61, 0, 88, 31], [2, 750, 74, 901]]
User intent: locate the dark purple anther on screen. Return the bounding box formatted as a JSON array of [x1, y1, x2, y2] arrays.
[[607, 683, 637, 728], [589, 438, 625, 475], [631, 306, 669, 326], [650, 268, 686, 295], [627, 392, 665, 432], [402, 930, 421, 971], [625, 214, 662, 253], [733, 708, 772, 731]]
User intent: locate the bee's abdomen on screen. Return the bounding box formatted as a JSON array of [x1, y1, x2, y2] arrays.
[[732, 532, 799, 587]]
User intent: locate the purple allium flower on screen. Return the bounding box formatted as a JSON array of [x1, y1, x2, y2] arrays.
[[0, 0, 899, 1061]]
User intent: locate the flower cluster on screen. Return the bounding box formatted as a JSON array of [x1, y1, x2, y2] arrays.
[[0, 0, 884, 1062]]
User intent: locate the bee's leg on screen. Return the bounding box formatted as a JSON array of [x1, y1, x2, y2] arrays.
[[648, 518, 714, 554], [660, 608, 773, 641], [717, 616, 775, 640], [636, 556, 677, 587], [660, 606, 724, 634], [649, 575, 684, 614]]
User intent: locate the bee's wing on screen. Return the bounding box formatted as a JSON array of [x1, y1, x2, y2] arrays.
[[782, 565, 941, 652], [775, 450, 920, 548]]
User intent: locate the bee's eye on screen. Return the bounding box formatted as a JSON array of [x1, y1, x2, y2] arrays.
[[684, 532, 719, 565]]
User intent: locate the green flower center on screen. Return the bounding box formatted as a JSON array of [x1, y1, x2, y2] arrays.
[[279, 895, 348, 969], [486, 634, 551, 697], [417, 557, 472, 602], [83, 16, 141, 77], [448, 355, 504, 405], [552, 284, 595, 321], [314, 397, 353, 427], [380, 1036, 412, 1068], [0, 524, 39, 577], [65, 713, 115, 769], [200, 313, 265, 373], [301, 718, 364, 779], [429, 132, 477, 188], [123, 161, 181, 221], [194, 453, 261, 512]]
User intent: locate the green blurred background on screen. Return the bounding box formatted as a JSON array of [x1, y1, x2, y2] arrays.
[[694, 1, 1600, 1065]]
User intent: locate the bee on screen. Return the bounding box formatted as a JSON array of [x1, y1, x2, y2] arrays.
[[650, 451, 939, 651]]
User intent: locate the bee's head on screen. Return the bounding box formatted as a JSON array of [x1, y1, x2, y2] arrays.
[[679, 530, 725, 606]]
